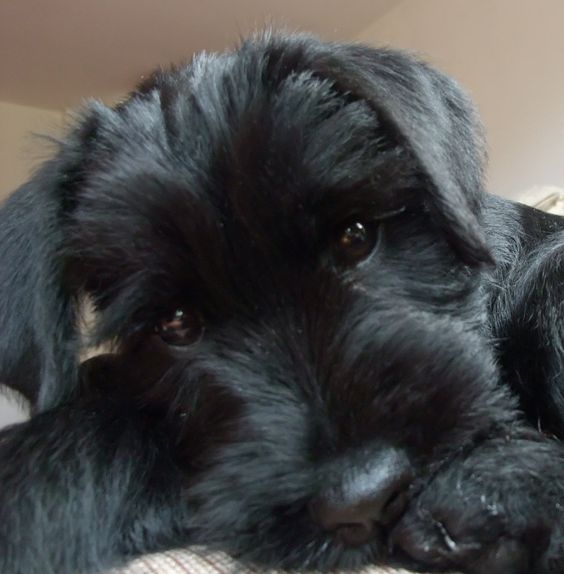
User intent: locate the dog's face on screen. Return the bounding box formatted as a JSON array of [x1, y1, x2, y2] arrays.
[[1, 34, 521, 570]]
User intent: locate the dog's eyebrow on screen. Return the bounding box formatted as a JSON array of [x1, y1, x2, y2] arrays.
[[305, 139, 422, 212], [313, 171, 422, 226]]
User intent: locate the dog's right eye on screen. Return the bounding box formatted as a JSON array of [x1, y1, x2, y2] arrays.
[[155, 308, 204, 346], [332, 220, 379, 266]]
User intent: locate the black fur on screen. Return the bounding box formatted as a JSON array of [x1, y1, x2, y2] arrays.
[[1, 32, 564, 574]]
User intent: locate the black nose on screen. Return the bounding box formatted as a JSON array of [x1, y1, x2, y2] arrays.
[[308, 448, 413, 547]]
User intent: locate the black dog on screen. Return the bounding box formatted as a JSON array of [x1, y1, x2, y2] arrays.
[[1, 31, 564, 574]]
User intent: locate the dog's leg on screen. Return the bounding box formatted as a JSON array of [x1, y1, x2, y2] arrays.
[[0, 398, 190, 574], [388, 198, 564, 573]]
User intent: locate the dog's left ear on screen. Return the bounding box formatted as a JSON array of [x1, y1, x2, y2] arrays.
[[0, 106, 106, 410], [295, 39, 493, 266]]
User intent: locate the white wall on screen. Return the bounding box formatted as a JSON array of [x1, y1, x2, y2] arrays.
[[0, 101, 62, 426], [357, 0, 564, 199]]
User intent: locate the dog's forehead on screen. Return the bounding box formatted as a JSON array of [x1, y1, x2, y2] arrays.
[[89, 46, 397, 228]]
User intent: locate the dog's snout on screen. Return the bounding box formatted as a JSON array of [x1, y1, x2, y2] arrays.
[[308, 448, 413, 546]]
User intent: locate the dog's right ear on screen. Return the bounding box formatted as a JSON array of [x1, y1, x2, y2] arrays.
[[0, 107, 105, 411]]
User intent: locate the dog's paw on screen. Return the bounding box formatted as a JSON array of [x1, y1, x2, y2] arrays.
[[390, 438, 564, 574], [390, 498, 530, 574]]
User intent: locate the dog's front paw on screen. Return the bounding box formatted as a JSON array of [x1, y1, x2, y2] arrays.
[[390, 438, 564, 574], [391, 495, 530, 574]]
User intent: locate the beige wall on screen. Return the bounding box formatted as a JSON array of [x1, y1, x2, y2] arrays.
[[0, 101, 63, 200], [357, 0, 564, 199], [3, 2, 564, 201]]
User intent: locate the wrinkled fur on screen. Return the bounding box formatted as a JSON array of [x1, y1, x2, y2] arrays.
[[2, 32, 564, 574]]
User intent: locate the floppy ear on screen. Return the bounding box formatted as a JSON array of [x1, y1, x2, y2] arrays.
[[325, 43, 492, 265], [0, 110, 101, 411], [261, 34, 491, 265]]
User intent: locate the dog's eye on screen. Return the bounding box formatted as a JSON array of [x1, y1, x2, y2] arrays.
[[333, 221, 379, 265], [155, 308, 204, 346]]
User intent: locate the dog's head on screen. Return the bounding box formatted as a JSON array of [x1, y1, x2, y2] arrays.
[[0, 32, 518, 569]]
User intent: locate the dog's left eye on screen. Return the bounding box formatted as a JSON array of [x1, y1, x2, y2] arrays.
[[333, 220, 379, 265], [155, 308, 204, 346]]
